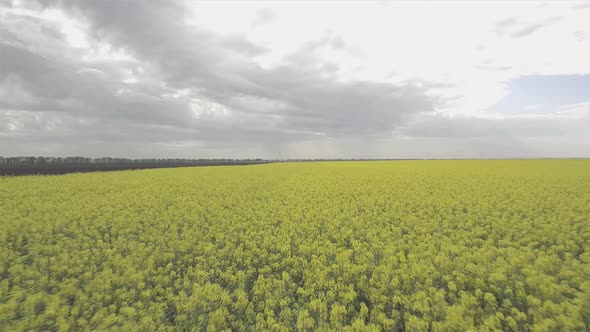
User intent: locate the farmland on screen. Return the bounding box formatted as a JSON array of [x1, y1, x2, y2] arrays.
[[0, 160, 589, 331]]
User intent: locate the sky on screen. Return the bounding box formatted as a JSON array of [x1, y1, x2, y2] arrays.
[[0, 0, 589, 159]]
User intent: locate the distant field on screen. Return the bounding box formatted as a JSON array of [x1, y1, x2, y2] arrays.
[[1, 160, 589, 331]]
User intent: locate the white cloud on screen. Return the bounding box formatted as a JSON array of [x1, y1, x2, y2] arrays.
[[187, 1, 589, 116]]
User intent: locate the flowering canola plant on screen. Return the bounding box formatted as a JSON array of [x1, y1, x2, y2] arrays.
[[1, 160, 589, 331]]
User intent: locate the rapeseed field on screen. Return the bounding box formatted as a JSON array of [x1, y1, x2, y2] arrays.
[[1, 160, 589, 331]]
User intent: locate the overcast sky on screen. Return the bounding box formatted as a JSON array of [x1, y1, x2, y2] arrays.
[[1, 0, 589, 159]]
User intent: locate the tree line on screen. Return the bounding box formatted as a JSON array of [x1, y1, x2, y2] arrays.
[[0, 156, 267, 166], [0, 157, 272, 175]]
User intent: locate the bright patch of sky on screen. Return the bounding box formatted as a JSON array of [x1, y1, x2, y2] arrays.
[[490, 74, 590, 114]]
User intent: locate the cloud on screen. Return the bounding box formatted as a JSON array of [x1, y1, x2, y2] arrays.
[[0, 0, 589, 158], [397, 109, 590, 139], [496, 16, 562, 38]]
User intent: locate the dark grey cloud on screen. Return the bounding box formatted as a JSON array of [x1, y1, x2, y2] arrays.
[[0, 42, 194, 126], [0, 0, 442, 157]]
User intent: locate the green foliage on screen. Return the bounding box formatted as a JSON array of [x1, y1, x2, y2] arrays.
[[0, 160, 589, 331]]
